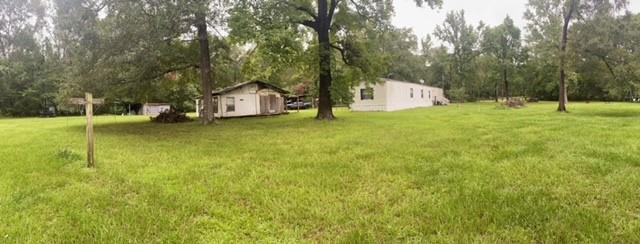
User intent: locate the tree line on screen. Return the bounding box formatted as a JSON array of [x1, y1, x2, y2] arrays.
[[0, 0, 637, 120]]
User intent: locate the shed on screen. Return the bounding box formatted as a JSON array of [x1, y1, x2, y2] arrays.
[[141, 103, 171, 116], [197, 81, 289, 118], [351, 78, 449, 112]]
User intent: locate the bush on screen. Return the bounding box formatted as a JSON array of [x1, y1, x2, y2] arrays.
[[448, 88, 467, 102], [526, 97, 539, 103]]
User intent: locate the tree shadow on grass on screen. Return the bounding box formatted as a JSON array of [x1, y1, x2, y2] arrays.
[[61, 114, 318, 139], [574, 109, 640, 118], [63, 119, 202, 138]]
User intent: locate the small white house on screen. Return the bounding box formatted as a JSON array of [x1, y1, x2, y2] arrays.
[[197, 81, 289, 118], [141, 103, 171, 116], [351, 78, 449, 112]]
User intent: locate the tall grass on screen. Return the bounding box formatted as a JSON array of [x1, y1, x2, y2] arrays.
[[1, 102, 639, 242]]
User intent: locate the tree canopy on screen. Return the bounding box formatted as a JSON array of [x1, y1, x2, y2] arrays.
[[0, 0, 639, 117]]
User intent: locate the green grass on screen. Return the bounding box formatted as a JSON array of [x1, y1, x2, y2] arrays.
[[1, 102, 640, 242]]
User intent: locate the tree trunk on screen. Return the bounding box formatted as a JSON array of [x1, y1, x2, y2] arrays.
[[558, 1, 575, 112], [503, 66, 509, 101], [495, 80, 499, 102], [196, 12, 215, 124], [315, 0, 335, 120], [559, 68, 567, 111]]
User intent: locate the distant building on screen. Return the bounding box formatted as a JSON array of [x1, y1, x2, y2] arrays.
[[351, 78, 449, 112], [141, 103, 171, 116], [197, 81, 289, 118]]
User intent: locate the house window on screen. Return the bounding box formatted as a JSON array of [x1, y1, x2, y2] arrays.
[[226, 97, 235, 112], [410, 88, 414, 98], [421, 89, 424, 98], [360, 88, 374, 100]]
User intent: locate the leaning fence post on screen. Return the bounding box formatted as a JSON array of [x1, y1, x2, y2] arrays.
[[85, 93, 95, 168]]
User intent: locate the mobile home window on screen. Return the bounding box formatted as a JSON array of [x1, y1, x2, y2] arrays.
[[410, 88, 414, 98], [226, 97, 235, 112], [360, 88, 374, 100], [429, 90, 432, 99], [421, 89, 424, 98]]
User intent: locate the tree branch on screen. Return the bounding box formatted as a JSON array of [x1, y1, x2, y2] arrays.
[[348, 0, 369, 19], [283, 2, 318, 20], [300, 20, 319, 31], [280, 2, 319, 31], [328, 0, 341, 22], [330, 42, 352, 65], [113, 63, 200, 85], [598, 55, 618, 81]]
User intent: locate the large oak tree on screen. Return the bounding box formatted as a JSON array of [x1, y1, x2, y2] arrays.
[[233, 0, 442, 120], [526, 0, 628, 112]]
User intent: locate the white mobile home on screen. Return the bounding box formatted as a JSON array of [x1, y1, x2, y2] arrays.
[[351, 78, 449, 112], [197, 81, 289, 118]]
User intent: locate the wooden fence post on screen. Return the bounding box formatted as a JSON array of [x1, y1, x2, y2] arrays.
[[85, 93, 95, 168]]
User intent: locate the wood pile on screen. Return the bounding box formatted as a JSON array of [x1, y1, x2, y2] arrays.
[[151, 109, 192, 123], [504, 98, 526, 108]]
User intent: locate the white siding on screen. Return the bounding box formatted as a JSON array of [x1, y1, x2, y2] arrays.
[[214, 84, 258, 118], [350, 82, 388, 111], [215, 94, 258, 118], [351, 79, 448, 112], [209, 83, 286, 118], [142, 104, 170, 116], [385, 81, 434, 111]]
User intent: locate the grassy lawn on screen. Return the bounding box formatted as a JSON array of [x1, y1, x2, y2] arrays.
[[1, 102, 640, 242]]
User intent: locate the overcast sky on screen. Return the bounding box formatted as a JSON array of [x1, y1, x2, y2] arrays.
[[392, 0, 640, 45]]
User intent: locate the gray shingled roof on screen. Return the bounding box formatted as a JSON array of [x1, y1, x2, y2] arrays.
[[212, 80, 289, 95]]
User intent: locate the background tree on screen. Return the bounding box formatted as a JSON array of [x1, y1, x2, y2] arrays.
[[3, 0, 640, 117], [378, 27, 428, 83], [434, 10, 480, 101], [423, 44, 451, 92], [481, 16, 522, 101], [0, 0, 54, 116], [52, 0, 233, 123], [526, 0, 628, 112], [572, 8, 639, 100]]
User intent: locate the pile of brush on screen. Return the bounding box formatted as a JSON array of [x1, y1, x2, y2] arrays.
[[503, 98, 526, 108], [151, 109, 192, 123]]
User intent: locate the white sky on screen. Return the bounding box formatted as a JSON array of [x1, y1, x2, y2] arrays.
[[392, 0, 640, 46]]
